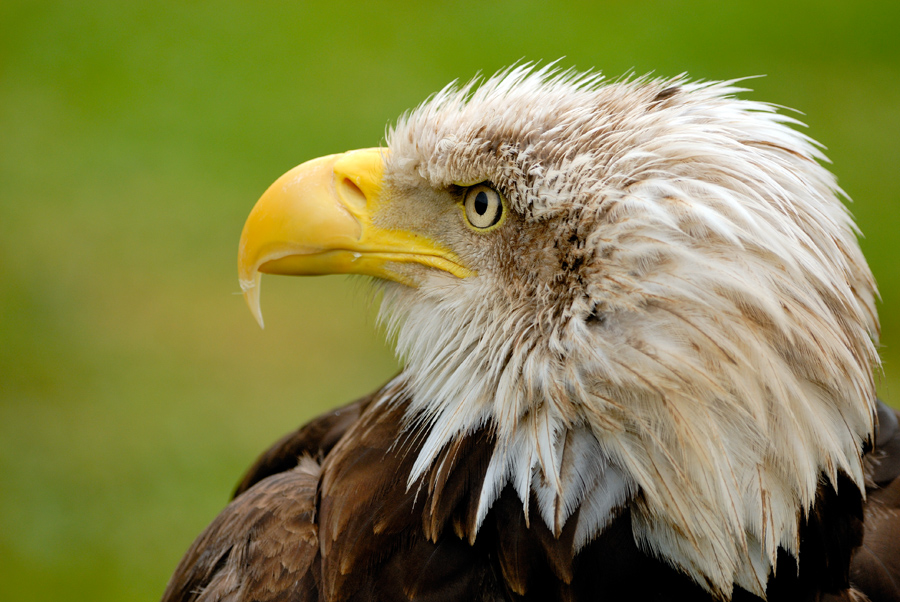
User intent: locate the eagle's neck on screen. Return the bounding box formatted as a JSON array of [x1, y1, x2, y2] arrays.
[[380, 275, 875, 599]]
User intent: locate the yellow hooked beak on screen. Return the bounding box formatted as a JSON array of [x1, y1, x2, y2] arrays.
[[238, 148, 473, 327]]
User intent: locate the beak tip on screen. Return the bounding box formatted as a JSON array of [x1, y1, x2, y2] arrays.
[[240, 273, 265, 329]]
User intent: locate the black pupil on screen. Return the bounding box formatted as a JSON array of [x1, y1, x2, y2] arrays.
[[474, 191, 489, 215]]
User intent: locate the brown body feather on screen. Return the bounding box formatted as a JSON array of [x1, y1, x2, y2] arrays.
[[161, 385, 900, 602]]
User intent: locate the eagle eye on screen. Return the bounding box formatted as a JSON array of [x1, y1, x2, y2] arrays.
[[462, 184, 504, 230]]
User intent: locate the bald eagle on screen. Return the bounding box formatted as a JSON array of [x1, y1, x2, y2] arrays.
[[162, 67, 900, 602]]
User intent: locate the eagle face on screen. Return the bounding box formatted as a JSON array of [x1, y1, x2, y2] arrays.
[[236, 66, 880, 598]]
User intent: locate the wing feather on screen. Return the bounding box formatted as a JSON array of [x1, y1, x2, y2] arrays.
[[161, 459, 321, 602], [851, 402, 900, 602]]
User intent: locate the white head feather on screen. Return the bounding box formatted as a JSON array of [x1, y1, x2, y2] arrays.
[[375, 66, 879, 598]]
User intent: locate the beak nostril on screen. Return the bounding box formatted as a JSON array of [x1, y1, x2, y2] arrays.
[[338, 176, 368, 211]]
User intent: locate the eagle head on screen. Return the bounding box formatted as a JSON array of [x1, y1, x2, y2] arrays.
[[237, 66, 879, 598]]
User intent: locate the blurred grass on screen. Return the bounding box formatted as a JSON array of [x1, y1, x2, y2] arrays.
[[0, 1, 898, 600]]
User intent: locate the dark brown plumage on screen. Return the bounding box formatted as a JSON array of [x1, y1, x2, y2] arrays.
[[163, 383, 900, 601]]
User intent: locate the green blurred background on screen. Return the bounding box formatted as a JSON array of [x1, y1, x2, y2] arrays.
[[1, 1, 898, 599]]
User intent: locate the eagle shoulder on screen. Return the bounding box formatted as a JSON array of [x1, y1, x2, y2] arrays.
[[161, 393, 373, 602], [160, 458, 321, 602], [850, 402, 900, 602]]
